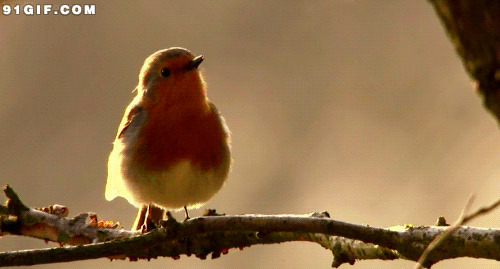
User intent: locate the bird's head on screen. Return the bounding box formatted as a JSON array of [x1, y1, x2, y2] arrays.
[[138, 47, 207, 109]]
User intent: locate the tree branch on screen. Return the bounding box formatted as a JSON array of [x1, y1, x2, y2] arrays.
[[416, 194, 500, 268], [0, 185, 498, 267], [427, 0, 500, 124]]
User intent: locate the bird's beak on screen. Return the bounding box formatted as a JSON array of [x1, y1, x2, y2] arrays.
[[185, 55, 204, 70]]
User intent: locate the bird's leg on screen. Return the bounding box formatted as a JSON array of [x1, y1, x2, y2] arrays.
[[147, 204, 164, 224], [132, 204, 165, 232], [183, 205, 190, 221], [132, 205, 148, 231]]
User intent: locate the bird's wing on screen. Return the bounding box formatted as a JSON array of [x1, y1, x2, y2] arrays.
[[106, 98, 147, 202], [117, 104, 146, 140]]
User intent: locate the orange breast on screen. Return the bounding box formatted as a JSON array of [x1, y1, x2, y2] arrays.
[[132, 102, 229, 172]]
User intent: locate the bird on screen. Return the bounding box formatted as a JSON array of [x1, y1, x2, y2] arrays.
[[105, 47, 231, 230]]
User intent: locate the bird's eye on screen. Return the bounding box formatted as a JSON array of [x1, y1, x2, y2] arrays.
[[160, 68, 171, 77]]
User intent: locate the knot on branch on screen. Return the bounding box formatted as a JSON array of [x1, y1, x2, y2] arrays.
[[3, 185, 29, 214]]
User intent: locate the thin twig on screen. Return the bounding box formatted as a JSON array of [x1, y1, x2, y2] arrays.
[[415, 195, 500, 268], [462, 197, 500, 224]]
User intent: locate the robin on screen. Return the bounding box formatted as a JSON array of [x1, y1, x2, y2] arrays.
[[105, 47, 231, 230]]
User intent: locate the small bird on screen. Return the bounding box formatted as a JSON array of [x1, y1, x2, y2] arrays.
[[105, 47, 231, 230]]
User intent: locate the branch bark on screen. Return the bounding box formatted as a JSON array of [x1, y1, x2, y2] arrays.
[[427, 0, 500, 124], [0, 185, 498, 268]]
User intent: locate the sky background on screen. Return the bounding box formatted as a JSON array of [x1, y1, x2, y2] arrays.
[[0, 1, 499, 268]]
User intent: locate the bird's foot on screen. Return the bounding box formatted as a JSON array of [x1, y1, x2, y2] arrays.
[[203, 208, 226, 217], [183, 205, 190, 222]]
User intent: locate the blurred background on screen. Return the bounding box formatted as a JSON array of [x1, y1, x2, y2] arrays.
[[1, 0, 498, 268]]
